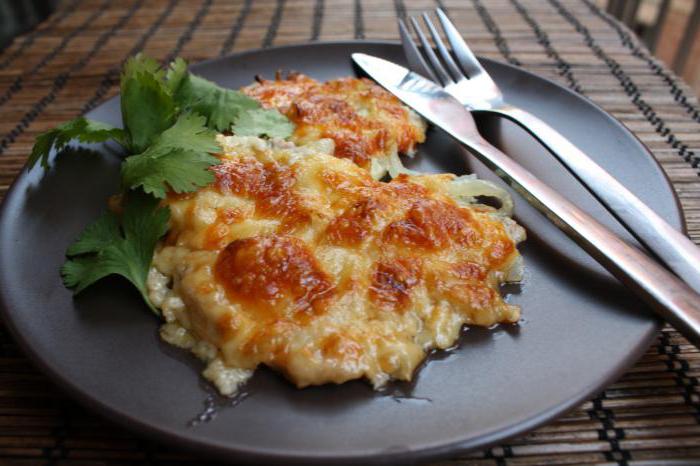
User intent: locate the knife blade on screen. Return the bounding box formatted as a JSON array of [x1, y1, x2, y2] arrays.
[[352, 54, 482, 140]]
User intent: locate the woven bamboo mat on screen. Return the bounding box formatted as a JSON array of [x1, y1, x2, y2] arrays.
[[0, 0, 699, 464]]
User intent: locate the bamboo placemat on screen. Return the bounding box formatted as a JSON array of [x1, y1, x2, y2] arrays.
[[0, 0, 699, 464]]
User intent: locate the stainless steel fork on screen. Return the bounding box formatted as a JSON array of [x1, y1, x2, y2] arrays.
[[400, 9, 700, 295]]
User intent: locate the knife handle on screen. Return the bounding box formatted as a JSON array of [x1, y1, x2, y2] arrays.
[[489, 105, 700, 295], [466, 136, 700, 348]]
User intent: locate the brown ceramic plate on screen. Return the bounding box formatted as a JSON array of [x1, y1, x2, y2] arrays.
[[0, 42, 683, 464]]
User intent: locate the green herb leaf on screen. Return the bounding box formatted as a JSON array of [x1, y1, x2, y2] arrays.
[[65, 212, 121, 256], [148, 111, 220, 154], [122, 149, 219, 199], [233, 108, 295, 139], [28, 117, 127, 169], [173, 72, 259, 132], [62, 190, 170, 313], [121, 54, 176, 153], [165, 57, 188, 95], [121, 113, 221, 198]]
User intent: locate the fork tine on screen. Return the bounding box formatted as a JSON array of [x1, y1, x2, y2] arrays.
[[398, 19, 439, 83], [421, 13, 464, 83], [435, 8, 486, 78], [409, 16, 453, 86]]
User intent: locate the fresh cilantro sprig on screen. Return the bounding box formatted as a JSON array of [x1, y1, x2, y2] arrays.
[[27, 53, 296, 312], [120, 54, 177, 153], [30, 54, 293, 173], [28, 118, 127, 169], [168, 58, 258, 132], [166, 58, 293, 139], [121, 113, 220, 198], [61, 190, 170, 313]]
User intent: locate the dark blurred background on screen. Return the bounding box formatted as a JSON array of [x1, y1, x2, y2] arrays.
[[598, 0, 700, 94], [0, 0, 56, 50]]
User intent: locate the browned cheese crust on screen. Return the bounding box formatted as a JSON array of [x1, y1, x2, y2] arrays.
[[150, 137, 523, 392], [241, 73, 426, 172]]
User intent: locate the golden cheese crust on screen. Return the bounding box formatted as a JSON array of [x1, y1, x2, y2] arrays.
[[149, 136, 524, 394], [241, 73, 426, 176]]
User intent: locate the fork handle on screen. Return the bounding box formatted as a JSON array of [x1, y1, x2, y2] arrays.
[[489, 105, 700, 295], [464, 136, 700, 348]]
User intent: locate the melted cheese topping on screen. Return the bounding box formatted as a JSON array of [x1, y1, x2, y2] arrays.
[[241, 73, 426, 177], [149, 136, 524, 395]]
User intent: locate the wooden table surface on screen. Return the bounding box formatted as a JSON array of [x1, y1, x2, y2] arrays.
[[0, 0, 699, 464]]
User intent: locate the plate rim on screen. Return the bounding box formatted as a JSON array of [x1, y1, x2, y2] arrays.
[[0, 40, 677, 464]]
